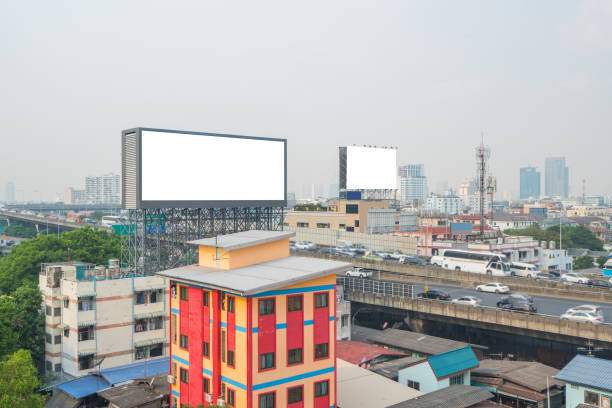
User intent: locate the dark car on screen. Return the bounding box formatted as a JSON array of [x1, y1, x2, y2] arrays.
[[318, 248, 338, 256], [400, 256, 426, 266], [417, 289, 451, 301], [590, 279, 612, 288], [500, 301, 537, 313], [497, 295, 535, 307]]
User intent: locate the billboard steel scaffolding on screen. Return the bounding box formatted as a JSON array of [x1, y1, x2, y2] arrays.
[[120, 207, 283, 274]]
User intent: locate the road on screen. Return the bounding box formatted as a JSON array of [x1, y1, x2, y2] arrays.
[[396, 280, 612, 321]]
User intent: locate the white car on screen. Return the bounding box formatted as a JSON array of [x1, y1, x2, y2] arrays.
[[476, 283, 510, 294], [452, 296, 481, 306], [294, 241, 317, 250], [510, 262, 540, 278], [346, 268, 372, 278], [561, 311, 604, 324], [561, 273, 590, 284], [565, 305, 602, 315]]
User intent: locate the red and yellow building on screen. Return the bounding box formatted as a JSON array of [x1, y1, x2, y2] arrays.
[[157, 230, 351, 408]]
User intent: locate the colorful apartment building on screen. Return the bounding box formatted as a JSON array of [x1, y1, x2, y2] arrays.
[[157, 230, 351, 408]]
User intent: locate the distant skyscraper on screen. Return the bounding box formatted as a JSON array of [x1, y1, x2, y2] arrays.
[[399, 164, 428, 203], [85, 173, 120, 204], [5, 182, 15, 203], [545, 157, 569, 198], [520, 167, 540, 199], [458, 177, 478, 206]]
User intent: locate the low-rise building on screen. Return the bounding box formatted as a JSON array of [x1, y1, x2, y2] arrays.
[[555, 354, 612, 408], [397, 346, 480, 394], [490, 214, 541, 231], [387, 385, 495, 408], [39, 261, 169, 378], [336, 286, 351, 340], [425, 194, 463, 215]]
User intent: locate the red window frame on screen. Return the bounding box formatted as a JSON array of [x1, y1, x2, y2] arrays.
[[314, 379, 330, 408], [286, 294, 304, 367], [313, 291, 330, 362], [258, 390, 276, 408], [258, 297, 276, 372], [226, 386, 235, 407], [287, 385, 304, 407]]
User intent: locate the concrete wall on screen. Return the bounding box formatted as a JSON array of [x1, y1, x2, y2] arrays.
[[398, 361, 439, 393]]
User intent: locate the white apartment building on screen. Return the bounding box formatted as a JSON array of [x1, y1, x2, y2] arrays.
[[40, 260, 169, 378], [86, 173, 120, 204], [425, 193, 463, 215], [468, 194, 491, 215], [538, 242, 573, 273]]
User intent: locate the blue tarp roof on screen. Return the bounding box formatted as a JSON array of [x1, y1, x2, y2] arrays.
[[57, 375, 110, 399], [427, 346, 479, 379], [100, 357, 169, 385], [556, 354, 612, 391], [56, 357, 169, 399]]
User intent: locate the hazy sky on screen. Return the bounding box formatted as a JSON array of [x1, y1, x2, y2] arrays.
[[1, 1, 611, 202]]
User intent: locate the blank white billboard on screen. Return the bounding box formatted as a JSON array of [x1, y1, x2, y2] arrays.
[[346, 146, 397, 190], [139, 129, 285, 205]]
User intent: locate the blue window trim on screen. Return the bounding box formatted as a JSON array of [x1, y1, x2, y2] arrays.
[[172, 355, 189, 366], [253, 366, 335, 390], [172, 389, 180, 397], [252, 284, 334, 298]]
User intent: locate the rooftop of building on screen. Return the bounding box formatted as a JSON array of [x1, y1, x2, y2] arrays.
[[471, 359, 563, 393], [96, 374, 169, 408], [337, 340, 406, 365], [337, 358, 423, 408], [491, 213, 543, 222], [555, 354, 612, 391], [367, 328, 486, 356], [369, 356, 425, 380], [157, 255, 351, 296], [386, 385, 494, 408], [422, 346, 480, 379], [187, 230, 295, 251]]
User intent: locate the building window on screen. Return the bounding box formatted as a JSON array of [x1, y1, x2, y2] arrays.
[[45, 305, 51, 316], [450, 374, 464, 385], [203, 377, 210, 393], [288, 386, 303, 404], [259, 392, 275, 408], [228, 296, 235, 313], [221, 292, 226, 310], [346, 226, 354, 232], [54, 307, 61, 316], [172, 314, 177, 344], [45, 333, 52, 344], [46, 361, 52, 372], [135, 291, 147, 304], [355, 220, 360, 227], [150, 343, 163, 357], [287, 295, 302, 312], [315, 343, 329, 359], [180, 286, 188, 301], [135, 346, 147, 360], [346, 204, 359, 214], [221, 330, 226, 363], [78, 296, 95, 311], [171, 284, 177, 299], [203, 291, 209, 306], [135, 319, 148, 332], [180, 368, 188, 384], [78, 326, 94, 342], [339, 223, 346, 228], [316, 223, 330, 229], [151, 316, 163, 330], [296, 222, 309, 228], [149, 289, 162, 303], [341, 315, 349, 328], [407, 380, 420, 390], [54, 363, 61, 372], [315, 380, 329, 397], [203, 341, 210, 357], [228, 350, 235, 367], [585, 390, 599, 406], [63, 299, 69, 308], [54, 335, 61, 344], [79, 355, 94, 370], [288, 348, 302, 365], [259, 352, 275, 370], [227, 388, 235, 406], [315, 293, 328, 308], [172, 362, 177, 378], [259, 298, 275, 315], [64, 328, 69, 338], [180, 334, 188, 349]]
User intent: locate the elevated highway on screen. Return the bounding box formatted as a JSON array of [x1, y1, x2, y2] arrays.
[[339, 276, 612, 349], [0, 210, 111, 234], [5, 203, 120, 212]]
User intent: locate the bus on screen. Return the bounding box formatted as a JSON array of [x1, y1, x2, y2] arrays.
[[430, 249, 511, 276], [603, 256, 612, 278]]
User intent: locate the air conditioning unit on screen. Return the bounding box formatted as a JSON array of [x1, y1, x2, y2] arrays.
[[167, 375, 175, 385], [216, 399, 226, 407], [205, 394, 213, 403]]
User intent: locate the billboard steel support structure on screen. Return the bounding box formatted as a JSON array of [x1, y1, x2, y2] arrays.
[[120, 207, 283, 274]]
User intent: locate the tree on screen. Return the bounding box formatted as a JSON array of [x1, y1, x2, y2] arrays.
[[596, 256, 608, 268], [0, 297, 19, 358], [505, 225, 603, 251], [0, 350, 45, 408], [574, 255, 594, 270]]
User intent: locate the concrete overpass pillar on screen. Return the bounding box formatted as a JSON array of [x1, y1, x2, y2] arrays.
[[405, 312, 426, 333]]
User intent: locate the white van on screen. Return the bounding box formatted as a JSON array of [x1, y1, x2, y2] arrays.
[[510, 262, 539, 278]]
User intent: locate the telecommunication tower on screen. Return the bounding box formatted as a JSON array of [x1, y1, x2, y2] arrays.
[[475, 141, 490, 237]]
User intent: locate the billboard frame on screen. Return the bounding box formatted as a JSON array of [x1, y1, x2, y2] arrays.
[[122, 127, 287, 209]]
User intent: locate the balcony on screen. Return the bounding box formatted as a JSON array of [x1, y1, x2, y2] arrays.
[[78, 310, 95, 324], [134, 328, 166, 344], [134, 301, 164, 317]]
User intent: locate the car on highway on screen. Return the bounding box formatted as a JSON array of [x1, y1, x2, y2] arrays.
[[561, 311, 604, 324], [399, 255, 426, 266], [362, 251, 384, 262], [499, 300, 537, 313], [565, 305, 602, 315], [509, 262, 540, 278], [508, 293, 534, 303], [561, 272, 590, 285], [417, 289, 451, 301], [336, 247, 359, 257], [294, 241, 317, 251], [346, 267, 372, 278], [496, 295, 536, 309], [318, 247, 338, 256], [475, 282, 510, 294], [289, 242, 297, 250], [452, 296, 481, 306], [590, 279, 612, 288], [534, 272, 560, 282]]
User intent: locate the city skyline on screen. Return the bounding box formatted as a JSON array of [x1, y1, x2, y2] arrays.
[[1, 2, 612, 201]]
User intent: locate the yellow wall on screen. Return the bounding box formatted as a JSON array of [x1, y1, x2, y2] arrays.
[[198, 239, 290, 269]]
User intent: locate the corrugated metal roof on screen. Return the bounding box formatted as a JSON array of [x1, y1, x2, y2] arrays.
[[368, 328, 485, 356], [555, 354, 612, 391], [156, 256, 351, 295], [57, 375, 110, 399], [386, 385, 493, 408], [426, 346, 479, 379], [187, 230, 295, 251], [472, 359, 563, 392], [336, 340, 405, 365], [100, 357, 169, 385]]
